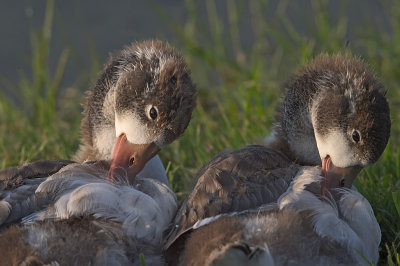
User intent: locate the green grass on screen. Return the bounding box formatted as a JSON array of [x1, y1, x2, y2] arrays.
[[1, 0, 399, 264], [0, 0, 80, 169]]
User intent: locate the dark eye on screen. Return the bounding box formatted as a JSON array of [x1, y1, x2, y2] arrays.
[[149, 107, 158, 120], [352, 130, 361, 143]]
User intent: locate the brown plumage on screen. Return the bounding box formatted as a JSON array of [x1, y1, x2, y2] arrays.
[[172, 167, 381, 266], [0, 160, 73, 191], [179, 210, 350, 266], [0, 40, 196, 265], [1, 217, 166, 266], [165, 146, 301, 259], [267, 54, 390, 166], [0, 160, 177, 266], [0, 39, 196, 189], [0, 226, 37, 266], [165, 54, 390, 264], [75, 40, 196, 162]]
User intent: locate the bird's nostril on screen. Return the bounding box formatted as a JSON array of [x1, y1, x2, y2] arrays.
[[129, 156, 135, 168]]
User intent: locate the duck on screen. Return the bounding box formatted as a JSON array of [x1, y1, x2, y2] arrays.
[[75, 40, 195, 184], [164, 54, 390, 262], [266, 54, 390, 179], [1, 39, 196, 187], [0, 40, 196, 265], [0, 39, 196, 223], [176, 166, 381, 265]]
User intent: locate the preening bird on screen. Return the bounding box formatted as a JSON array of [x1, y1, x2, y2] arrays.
[[0, 40, 196, 265], [1, 39, 196, 187], [266, 54, 390, 187], [164, 54, 390, 265], [75, 40, 195, 183]]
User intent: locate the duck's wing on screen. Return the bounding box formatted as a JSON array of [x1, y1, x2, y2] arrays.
[[27, 163, 177, 244], [0, 177, 49, 227], [165, 145, 299, 249], [178, 207, 352, 266], [22, 161, 110, 223], [0, 160, 74, 226], [176, 173, 381, 266], [176, 208, 279, 266], [133, 177, 177, 225], [1, 161, 108, 227], [0, 159, 75, 191]]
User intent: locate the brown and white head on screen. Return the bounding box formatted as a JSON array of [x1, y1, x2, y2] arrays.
[[268, 54, 390, 189], [76, 40, 196, 183]]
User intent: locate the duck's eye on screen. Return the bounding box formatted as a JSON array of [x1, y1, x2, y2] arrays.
[[352, 130, 361, 143], [149, 107, 158, 120]]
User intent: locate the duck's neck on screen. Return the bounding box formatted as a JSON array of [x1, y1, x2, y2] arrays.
[[90, 87, 116, 161], [74, 62, 119, 162], [266, 87, 321, 166]]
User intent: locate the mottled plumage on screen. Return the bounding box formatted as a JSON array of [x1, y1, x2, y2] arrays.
[[165, 146, 299, 252], [165, 54, 389, 264], [266, 54, 390, 167], [76, 40, 196, 163], [0, 162, 177, 265], [0, 40, 195, 265], [176, 167, 380, 266], [0, 39, 196, 188]]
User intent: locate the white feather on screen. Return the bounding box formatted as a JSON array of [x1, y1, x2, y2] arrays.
[[337, 188, 381, 263], [278, 166, 380, 264], [94, 126, 115, 160], [115, 111, 153, 144], [193, 214, 225, 229], [32, 163, 177, 244], [314, 129, 361, 168]]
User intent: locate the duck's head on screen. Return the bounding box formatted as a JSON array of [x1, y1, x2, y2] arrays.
[[308, 55, 390, 189], [109, 41, 195, 182], [82, 40, 195, 183]]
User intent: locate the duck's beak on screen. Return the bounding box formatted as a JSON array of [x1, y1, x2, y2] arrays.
[[321, 155, 361, 194], [108, 133, 161, 183]]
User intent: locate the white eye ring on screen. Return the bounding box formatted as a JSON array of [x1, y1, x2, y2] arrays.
[[146, 105, 158, 120]]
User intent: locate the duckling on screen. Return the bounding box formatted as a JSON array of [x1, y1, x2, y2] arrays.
[[164, 54, 390, 262], [76, 40, 195, 184], [0, 39, 196, 187], [0, 39, 195, 223], [0, 40, 196, 265], [177, 166, 380, 266], [266, 54, 390, 186]]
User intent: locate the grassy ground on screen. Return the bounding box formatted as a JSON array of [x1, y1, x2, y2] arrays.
[[0, 0, 399, 264]]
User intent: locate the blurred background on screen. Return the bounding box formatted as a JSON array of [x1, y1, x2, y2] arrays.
[[0, 0, 399, 264], [0, 1, 394, 95]]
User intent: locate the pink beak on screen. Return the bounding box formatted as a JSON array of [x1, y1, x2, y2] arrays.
[[107, 133, 161, 184], [321, 155, 361, 195]]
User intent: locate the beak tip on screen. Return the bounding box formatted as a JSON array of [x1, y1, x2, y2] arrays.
[[110, 135, 161, 183]]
